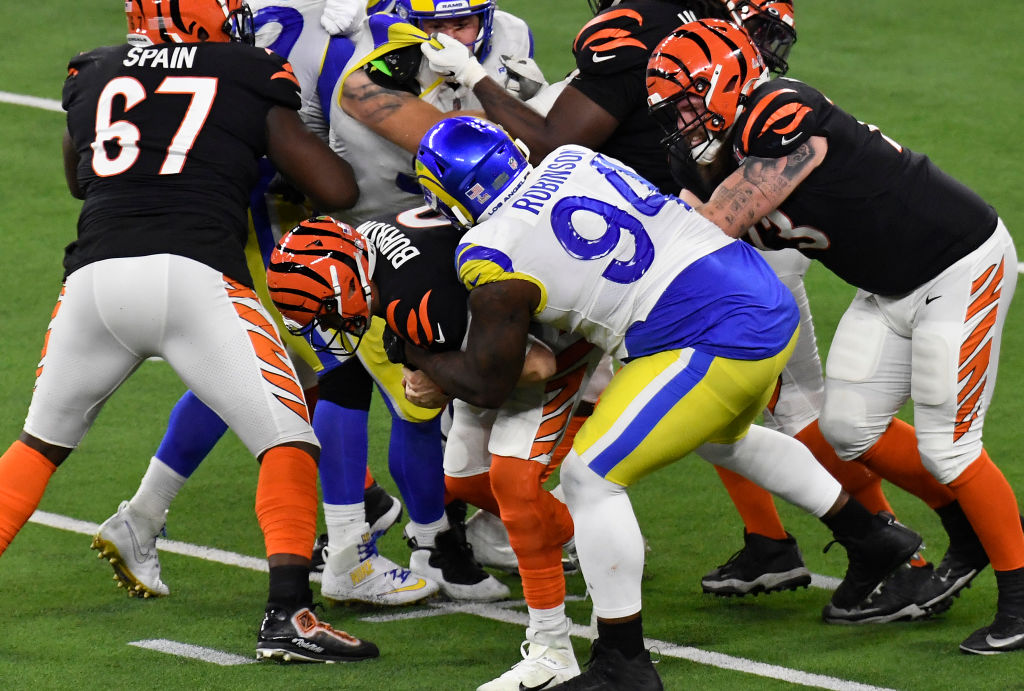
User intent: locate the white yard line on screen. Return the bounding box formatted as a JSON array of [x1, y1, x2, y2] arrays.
[[0, 90, 62, 112], [30, 509, 886, 689]]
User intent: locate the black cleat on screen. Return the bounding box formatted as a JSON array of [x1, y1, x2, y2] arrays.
[[550, 639, 663, 690], [822, 561, 954, 623], [960, 611, 1024, 655], [702, 531, 811, 597], [405, 523, 510, 601], [256, 604, 379, 663], [824, 512, 922, 615]]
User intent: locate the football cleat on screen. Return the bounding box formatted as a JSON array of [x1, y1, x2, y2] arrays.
[[824, 512, 922, 614], [477, 625, 580, 691], [91, 500, 169, 598], [256, 604, 379, 663], [960, 611, 1024, 655], [406, 524, 510, 602], [320, 529, 438, 606], [702, 531, 811, 597], [552, 639, 663, 690], [311, 483, 403, 573], [822, 562, 953, 624], [465, 509, 519, 574]]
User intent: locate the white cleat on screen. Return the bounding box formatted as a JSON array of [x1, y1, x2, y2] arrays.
[[320, 528, 438, 606], [91, 500, 169, 598], [477, 625, 581, 690]]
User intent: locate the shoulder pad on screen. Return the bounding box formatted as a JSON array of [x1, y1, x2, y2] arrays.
[[734, 80, 820, 160]]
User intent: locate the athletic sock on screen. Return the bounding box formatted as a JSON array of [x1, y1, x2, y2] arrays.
[[597, 615, 644, 659], [714, 466, 788, 540], [0, 441, 58, 553], [948, 450, 1024, 571]]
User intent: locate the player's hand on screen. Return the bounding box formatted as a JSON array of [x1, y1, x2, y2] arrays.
[[499, 55, 546, 101], [519, 336, 556, 384], [420, 32, 488, 88], [402, 367, 450, 408], [320, 0, 362, 36], [382, 325, 407, 365]]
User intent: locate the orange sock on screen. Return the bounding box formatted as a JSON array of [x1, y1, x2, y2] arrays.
[[949, 450, 1024, 571], [364, 467, 374, 490], [795, 421, 892, 514], [714, 466, 788, 540], [855, 419, 955, 509], [0, 441, 58, 554], [491, 455, 571, 610], [444, 472, 500, 516], [255, 446, 318, 559], [549, 413, 588, 477]]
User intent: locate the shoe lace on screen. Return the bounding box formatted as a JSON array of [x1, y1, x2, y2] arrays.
[[357, 532, 382, 562]]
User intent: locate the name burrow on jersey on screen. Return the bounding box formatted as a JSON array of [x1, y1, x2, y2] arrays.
[[123, 45, 197, 69], [360, 222, 421, 268]]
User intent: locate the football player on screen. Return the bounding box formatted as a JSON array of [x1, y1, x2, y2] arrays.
[[647, 19, 1024, 653], [0, 0, 379, 664], [407, 116, 924, 688]]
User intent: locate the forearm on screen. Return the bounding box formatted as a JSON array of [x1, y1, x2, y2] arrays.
[[473, 78, 556, 163], [405, 346, 517, 409]]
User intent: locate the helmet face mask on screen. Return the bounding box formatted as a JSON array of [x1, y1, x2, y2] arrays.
[[267, 217, 375, 356], [647, 19, 767, 165], [415, 116, 530, 232], [729, 0, 796, 75], [126, 0, 255, 46], [396, 0, 495, 61]]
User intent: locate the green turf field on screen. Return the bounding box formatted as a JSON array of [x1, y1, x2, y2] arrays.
[[1, 1, 1023, 689]]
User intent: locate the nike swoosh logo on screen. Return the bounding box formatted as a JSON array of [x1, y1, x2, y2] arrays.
[[469, 273, 481, 287], [434, 323, 446, 344], [126, 522, 153, 564], [519, 677, 556, 691], [780, 133, 802, 146], [592, 53, 615, 63], [925, 295, 941, 305], [986, 631, 1024, 648]]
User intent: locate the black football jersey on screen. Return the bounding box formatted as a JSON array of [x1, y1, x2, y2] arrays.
[[732, 78, 998, 296], [62, 42, 302, 286], [356, 207, 469, 352], [570, 0, 731, 194]]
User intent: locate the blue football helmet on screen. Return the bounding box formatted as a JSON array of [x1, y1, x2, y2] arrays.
[[395, 0, 496, 61], [415, 116, 530, 231]]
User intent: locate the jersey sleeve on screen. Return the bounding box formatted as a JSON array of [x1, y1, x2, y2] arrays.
[[382, 284, 469, 352], [734, 81, 823, 160], [241, 47, 303, 111], [455, 241, 548, 316]]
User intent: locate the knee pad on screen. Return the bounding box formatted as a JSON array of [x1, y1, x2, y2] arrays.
[[819, 389, 873, 460]]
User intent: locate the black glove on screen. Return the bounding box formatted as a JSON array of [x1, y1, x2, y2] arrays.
[[382, 325, 408, 366]]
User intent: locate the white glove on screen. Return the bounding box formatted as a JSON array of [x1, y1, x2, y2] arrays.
[[499, 55, 547, 101], [420, 32, 488, 88], [320, 0, 363, 36]]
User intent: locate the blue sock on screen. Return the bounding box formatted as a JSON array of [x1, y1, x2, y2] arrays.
[[314, 400, 369, 506], [386, 410, 445, 525], [154, 391, 228, 478]]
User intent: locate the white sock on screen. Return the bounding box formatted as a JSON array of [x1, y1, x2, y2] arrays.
[[323, 502, 366, 547], [128, 456, 186, 531], [406, 515, 449, 547], [528, 604, 568, 636]]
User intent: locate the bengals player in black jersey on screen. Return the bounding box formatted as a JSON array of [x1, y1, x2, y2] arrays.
[[648, 19, 1024, 654], [0, 0, 376, 664]]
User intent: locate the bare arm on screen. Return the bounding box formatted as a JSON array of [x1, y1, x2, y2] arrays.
[[697, 135, 828, 237], [340, 68, 482, 154], [266, 105, 358, 211], [403, 279, 539, 408], [472, 79, 619, 164], [62, 129, 83, 199]]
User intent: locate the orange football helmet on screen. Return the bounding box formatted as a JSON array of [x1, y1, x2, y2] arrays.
[[126, 0, 255, 46], [646, 19, 766, 164], [267, 216, 375, 355], [729, 0, 796, 75]]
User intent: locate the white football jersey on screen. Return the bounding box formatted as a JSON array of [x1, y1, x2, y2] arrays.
[[457, 145, 734, 360]]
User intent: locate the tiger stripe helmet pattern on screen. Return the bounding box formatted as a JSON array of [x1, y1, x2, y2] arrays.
[[646, 18, 766, 164], [126, 0, 255, 46], [267, 216, 376, 355]]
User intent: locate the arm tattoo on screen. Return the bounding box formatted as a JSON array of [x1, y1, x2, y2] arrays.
[[343, 78, 412, 121]]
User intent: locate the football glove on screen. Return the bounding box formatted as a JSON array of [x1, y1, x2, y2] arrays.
[[382, 325, 408, 365], [320, 0, 363, 36], [420, 32, 488, 88], [499, 55, 546, 101]]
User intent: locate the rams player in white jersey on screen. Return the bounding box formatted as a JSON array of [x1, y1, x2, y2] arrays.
[[404, 117, 926, 688]]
